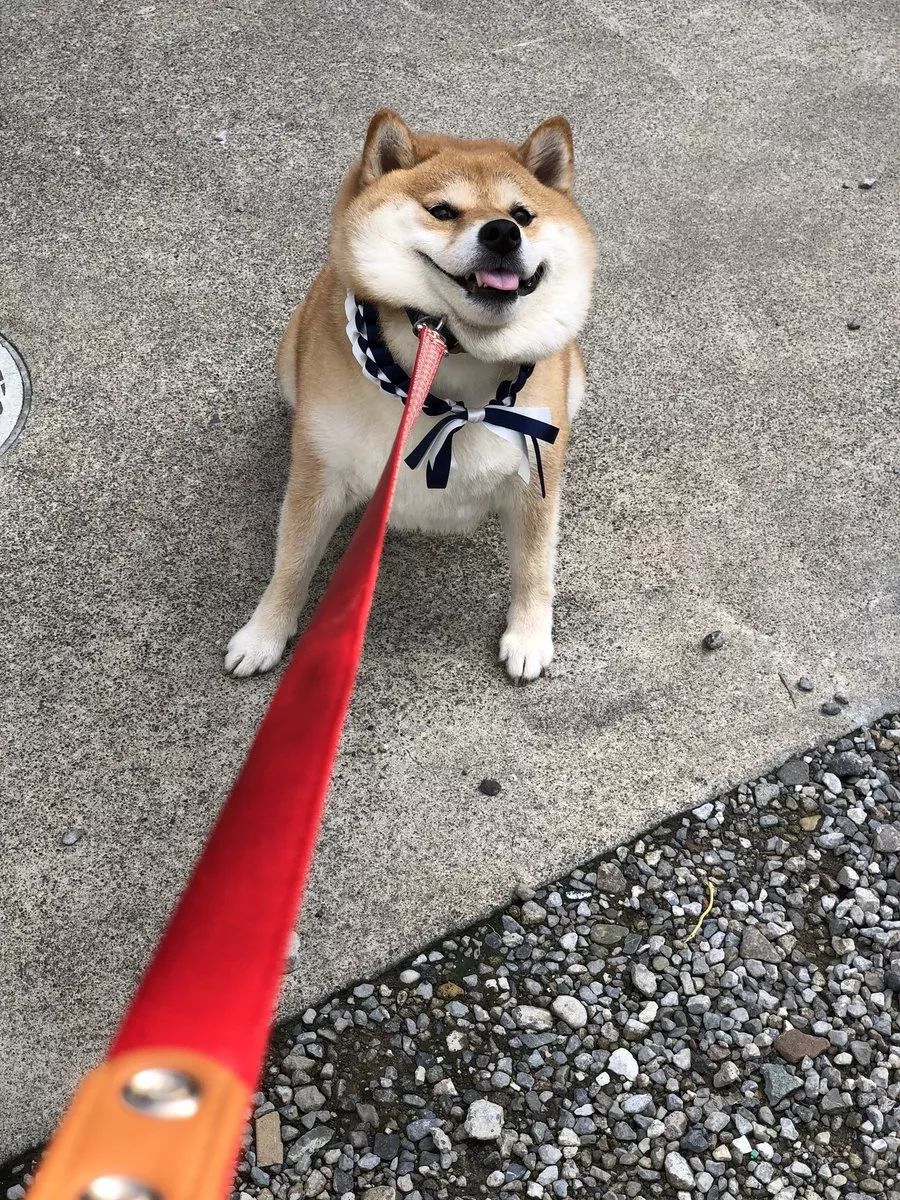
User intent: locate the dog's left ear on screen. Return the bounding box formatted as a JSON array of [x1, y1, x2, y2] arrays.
[[361, 109, 417, 185], [520, 117, 574, 193]]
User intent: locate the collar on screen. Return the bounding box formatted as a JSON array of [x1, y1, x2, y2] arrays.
[[344, 291, 558, 495]]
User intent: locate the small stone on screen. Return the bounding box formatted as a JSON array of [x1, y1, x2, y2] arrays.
[[846, 318, 861, 331], [761, 1063, 802, 1104], [774, 1029, 830, 1064], [713, 1062, 741, 1088], [664, 1151, 696, 1190], [821, 772, 842, 794], [362, 1190, 397, 1200], [479, 777, 502, 796], [373, 1132, 400, 1161], [552, 995, 588, 1029], [777, 759, 809, 787], [595, 862, 627, 894], [513, 1005, 554, 1031], [833, 691, 850, 705], [858, 176, 877, 188], [436, 981, 463, 999], [874, 824, 900, 853], [590, 923, 628, 946], [821, 1088, 849, 1113], [464, 1099, 504, 1140], [821, 701, 842, 716], [61, 827, 84, 846], [609, 1048, 639, 1081], [741, 926, 783, 964], [796, 677, 814, 692], [830, 751, 866, 778], [631, 963, 658, 997], [305, 1171, 327, 1198], [286, 1127, 334, 1164], [295, 1085, 326, 1113], [521, 900, 546, 926], [703, 630, 726, 651], [255, 1111, 284, 1167], [799, 815, 820, 831], [756, 782, 781, 804]]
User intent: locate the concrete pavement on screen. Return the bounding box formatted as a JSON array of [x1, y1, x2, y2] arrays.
[[2, 0, 899, 1154]]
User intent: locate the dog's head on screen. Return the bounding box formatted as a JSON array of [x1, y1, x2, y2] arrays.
[[332, 111, 596, 363]]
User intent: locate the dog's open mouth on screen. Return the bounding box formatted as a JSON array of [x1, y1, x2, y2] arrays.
[[423, 256, 545, 302]]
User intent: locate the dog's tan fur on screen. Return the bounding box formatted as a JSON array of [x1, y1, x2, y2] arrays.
[[226, 112, 596, 681]]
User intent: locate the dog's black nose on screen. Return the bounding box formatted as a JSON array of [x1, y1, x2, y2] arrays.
[[478, 218, 522, 257]]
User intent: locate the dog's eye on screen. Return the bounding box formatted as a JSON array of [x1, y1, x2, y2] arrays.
[[426, 203, 458, 221], [510, 206, 534, 226]]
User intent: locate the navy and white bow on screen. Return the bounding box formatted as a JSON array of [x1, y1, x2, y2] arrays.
[[344, 292, 558, 495]]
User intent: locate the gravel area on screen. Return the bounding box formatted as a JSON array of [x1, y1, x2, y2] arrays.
[[4, 713, 899, 1200]]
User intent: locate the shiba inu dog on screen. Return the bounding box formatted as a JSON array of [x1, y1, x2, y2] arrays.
[[226, 110, 596, 682]]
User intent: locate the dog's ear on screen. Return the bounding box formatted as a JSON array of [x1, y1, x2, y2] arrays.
[[361, 110, 417, 184], [520, 117, 574, 192]]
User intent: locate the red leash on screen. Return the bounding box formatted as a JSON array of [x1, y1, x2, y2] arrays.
[[28, 322, 449, 1200]]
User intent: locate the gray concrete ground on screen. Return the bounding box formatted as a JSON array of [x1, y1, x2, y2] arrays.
[[1, 0, 898, 1157]]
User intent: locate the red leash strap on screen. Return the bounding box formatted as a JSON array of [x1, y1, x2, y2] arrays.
[[28, 323, 449, 1200]]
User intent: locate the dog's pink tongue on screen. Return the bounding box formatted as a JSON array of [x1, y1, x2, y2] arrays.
[[478, 270, 520, 291]]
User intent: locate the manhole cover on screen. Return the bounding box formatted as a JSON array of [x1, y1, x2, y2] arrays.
[[0, 334, 31, 457]]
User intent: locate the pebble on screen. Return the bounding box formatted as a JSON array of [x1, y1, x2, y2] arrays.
[[255, 1111, 284, 1167], [551, 995, 588, 1029], [594, 861, 627, 894], [713, 1061, 741, 1088], [60, 827, 84, 846], [874, 824, 900, 852], [774, 1029, 830, 1064], [741, 925, 783, 964], [478, 778, 502, 796], [609, 1048, 639, 1081], [295, 1085, 326, 1113], [830, 750, 867, 777], [761, 1063, 802, 1104], [778, 759, 810, 787], [630, 963, 658, 997], [464, 1099, 504, 1140], [796, 676, 814, 692], [521, 900, 546, 926], [513, 1005, 553, 1031], [664, 1151, 696, 1190], [822, 700, 842, 716], [702, 630, 726, 651]]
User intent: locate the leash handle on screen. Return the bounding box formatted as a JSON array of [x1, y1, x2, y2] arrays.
[[27, 323, 449, 1200]]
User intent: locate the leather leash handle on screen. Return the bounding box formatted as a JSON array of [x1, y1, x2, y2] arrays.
[[28, 324, 449, 1200]]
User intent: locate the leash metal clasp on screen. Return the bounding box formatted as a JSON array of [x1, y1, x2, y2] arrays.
[[413, 313, 448, 340]]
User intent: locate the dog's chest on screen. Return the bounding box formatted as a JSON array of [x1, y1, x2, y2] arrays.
[[310, 358, 524, 533]]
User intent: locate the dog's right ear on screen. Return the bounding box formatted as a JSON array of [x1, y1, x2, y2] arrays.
[[360, 110, 416, 184]]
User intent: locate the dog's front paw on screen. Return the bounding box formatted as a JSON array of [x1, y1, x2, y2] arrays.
[[225, 620, 290, 678], [499, 618, 554, 683]]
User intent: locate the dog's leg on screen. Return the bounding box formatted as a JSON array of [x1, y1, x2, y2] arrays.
[[497, 476, 562, 683], [225, 459, 346, 677]]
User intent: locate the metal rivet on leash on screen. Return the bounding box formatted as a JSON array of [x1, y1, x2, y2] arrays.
[[121, 1067, 201, 1119], [81, 1176, 160, 1200]]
